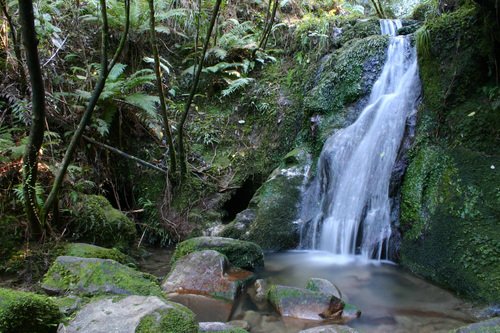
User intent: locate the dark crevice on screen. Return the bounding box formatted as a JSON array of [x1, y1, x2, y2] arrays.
[[221, 174, 265, 223]]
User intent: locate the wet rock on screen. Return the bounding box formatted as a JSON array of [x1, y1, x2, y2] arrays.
[[268, 285, 360, 323], [254, 279, 268, 302], [299, 325, 360, 333], [229, 320, 251, 331], [58, 295, 198, 333], [305, 278, 343, 299], [219, 209, 257, 239], [171, 237, 264, 270], [199, 322, 249, 332], [163, 250, 254, 302], [452, 317, 500, 333], [42, 256, 162, 297]]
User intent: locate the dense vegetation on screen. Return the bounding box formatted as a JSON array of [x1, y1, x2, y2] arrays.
[[0, 0, 498, 324]]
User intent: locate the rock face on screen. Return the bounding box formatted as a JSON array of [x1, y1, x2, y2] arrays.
[[69, 194, 136, 249], [163, 250, 254, 302], [299, 325, 359, 333], [267, 285, 360, 323], [42, 256, 162, 297], [171, 237, 264, 270], [199, 322, 249, 332], [58, 295, 198, 333], [0, 288, 61, 333], [400, 4, 500, 302]]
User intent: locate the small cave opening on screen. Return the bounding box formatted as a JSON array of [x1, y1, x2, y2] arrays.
[[221, 174, 265, 223]]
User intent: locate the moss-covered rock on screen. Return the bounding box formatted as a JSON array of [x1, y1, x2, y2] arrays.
[[69, 194, 136, 249], [41, 256, 162, 297], [335, 18, 381, 47], [401, 2, 500, 303], [171, 237, 264, 270], [62, 243, 134, 265], [242, 148, 311, 250], [59, 295, 198, 333], [0, 288, 61, 333], [267, 285, 360, 323], [304, 34, 388, 116]]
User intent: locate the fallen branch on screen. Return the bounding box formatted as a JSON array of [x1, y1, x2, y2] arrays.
[[83, 136, 168, 174]]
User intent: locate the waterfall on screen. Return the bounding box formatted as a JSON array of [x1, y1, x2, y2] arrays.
[[299, 20, 421, 260]]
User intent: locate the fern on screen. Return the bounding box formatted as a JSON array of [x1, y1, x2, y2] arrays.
[[221, 78, 255, 97], [124, 94, 160, 119], [416, 26, 431, 59]]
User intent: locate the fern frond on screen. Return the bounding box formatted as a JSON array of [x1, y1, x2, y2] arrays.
[[107, 63, 127, 81], [206, 47, 228, 60], [124, 94, 160, 119], [221, 78, 254, 97]]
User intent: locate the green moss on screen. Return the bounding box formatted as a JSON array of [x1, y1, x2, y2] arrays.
[[0, 288, 61, 333], [69, 194, 136, 249], [304, 35, 388, 116], [171, 237, 264, 270], [401, 148, 500, 302], [336, 18, 382, 46], [135, 303, 198, 333], [42, 257, 163, 297], [62, 243, 134, 265], [0, 216, 22, 270]]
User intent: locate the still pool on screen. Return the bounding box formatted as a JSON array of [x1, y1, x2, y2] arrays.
[[229, 250, 475, 333]]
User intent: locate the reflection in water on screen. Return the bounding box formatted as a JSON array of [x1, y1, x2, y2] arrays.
[[230, 251, 474, 333]]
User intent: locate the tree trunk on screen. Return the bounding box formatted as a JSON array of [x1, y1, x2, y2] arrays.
[[177, 0, 222, 178], [18, 0, 46, 237], [2, 0, 26, 94], [43, 0, 130, 220], [148, 0, 177, 174]]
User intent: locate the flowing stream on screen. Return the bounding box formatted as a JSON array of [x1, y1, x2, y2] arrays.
[[299, 19, 421, 260]]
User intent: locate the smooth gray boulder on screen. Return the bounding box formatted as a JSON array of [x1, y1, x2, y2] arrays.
[[452, 317, 500, 333], [199, 322, 248, 332], [162, 250, 254, 302], [306, 278, 343, 299], [57, 295, 198, 333]]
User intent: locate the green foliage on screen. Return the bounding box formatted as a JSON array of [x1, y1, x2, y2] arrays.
[[0, 288, 61, 333], [68, 194, 136, 249], [411, 0, 439, 21], [415, 26, 431, 59]]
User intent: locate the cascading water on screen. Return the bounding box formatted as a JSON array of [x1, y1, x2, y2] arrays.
[[299, 20, 421, 260]]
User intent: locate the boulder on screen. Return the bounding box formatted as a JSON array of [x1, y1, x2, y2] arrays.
[[219, 209, 256, 239], [163, 250, 254, 302], [57, 295, 198, 333], [171, 237, 264, 270], [305, 278, 343, 299], [69, 194, 136, 249], [41, 256, 162, 297], [243, 147, 311, 250], [299, 325, 359, 333], [0, 288, 61, 333], [452, 317, 500, 333], [199, 322, 249, 332], [267, 285, 360, 323], [62, 243, 134, 265]]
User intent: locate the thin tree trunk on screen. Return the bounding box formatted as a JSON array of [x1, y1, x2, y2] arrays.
[[43, 0, 130, 220], [261, 0, 279, 51], [2, 0, 26, 94], [370, 0, 385, 18], [148, 0, 177, 174], [83, 136, 168, 174], [177, 0, 222, 178], [18, 0, 45, 237]]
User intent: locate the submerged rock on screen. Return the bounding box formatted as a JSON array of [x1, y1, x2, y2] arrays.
[[199, 322, 249, 332], [451, 317, 500, 333], [299, 325, 359, 333], [171, 236, 263, 270], [267, 285, 360, 323], [0, 288, 61, 333], [58, 295, 198, 333], [42, 256, 162, 297], [163, 250, 254, 302]]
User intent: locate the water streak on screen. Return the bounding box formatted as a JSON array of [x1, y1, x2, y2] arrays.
[[299, 20, 420, 260]]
